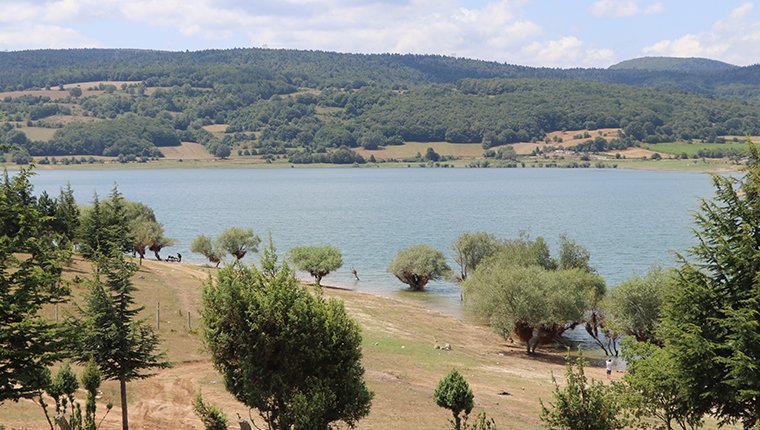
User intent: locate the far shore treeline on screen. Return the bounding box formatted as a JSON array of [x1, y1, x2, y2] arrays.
[[0, 48, 759, 166]]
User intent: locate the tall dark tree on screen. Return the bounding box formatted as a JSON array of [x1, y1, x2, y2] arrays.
[[0, 168, 71, 403], [663, 139, 760, 429], [79, 191, 168, 430]]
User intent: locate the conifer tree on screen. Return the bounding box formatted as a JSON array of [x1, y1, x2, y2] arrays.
[[0, 168, 71, 403], [663, 139, 760, 429], [79, 189, 168, 430]]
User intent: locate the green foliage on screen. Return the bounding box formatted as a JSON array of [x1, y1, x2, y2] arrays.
[[24, 115, 178, 158], [662, 138, 760, 428], [124, 201, 173, 262], [191, 235, 223, 267], [192, 392, 228, 430], [558, 235, 594, 272], [0, 167, 71, 403], [434, 369, 474, 430], [78, 195, 169, 429], [620, 339, 703, 430], [78, 187, 133, 261], [81, 359, 103, 430], [540, 354, 629, 430], [463, 235, 604, 353], [387, 244, 451, 290], [201, 243, 373, 430], [605, 266, 670, 344], [216, 227, 260, 260], [288, 245, 343, 286], [451, 232, 500, 281]]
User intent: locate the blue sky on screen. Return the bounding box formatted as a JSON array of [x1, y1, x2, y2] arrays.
[[0, 0, 758, 67]]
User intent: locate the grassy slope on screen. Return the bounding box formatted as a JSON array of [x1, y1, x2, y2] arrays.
[[0, 258, 585, 429], [0, 258, 736, 429]]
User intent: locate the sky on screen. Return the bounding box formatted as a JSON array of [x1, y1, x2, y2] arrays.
[[0, 0, 758, 68]]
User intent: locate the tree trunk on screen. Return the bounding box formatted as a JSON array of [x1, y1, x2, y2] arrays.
[[120, 376, 128, 430], [153, 250, 162, 261]]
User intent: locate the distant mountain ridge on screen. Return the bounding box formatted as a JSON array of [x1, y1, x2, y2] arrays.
[[609, 56, 738, 73], [0, 48, 758, 100]]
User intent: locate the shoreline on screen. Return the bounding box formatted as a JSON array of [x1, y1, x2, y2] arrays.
[[1, 157, 741, 173]]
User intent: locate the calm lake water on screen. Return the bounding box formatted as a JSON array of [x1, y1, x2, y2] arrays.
[[31, 167, 718, 321]]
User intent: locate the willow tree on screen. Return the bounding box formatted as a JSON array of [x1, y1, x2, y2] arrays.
[[663, 140, 760, 429], [463, 236, 604, 353], [289, 245, 343, 286], [388, 244, 450, 291]]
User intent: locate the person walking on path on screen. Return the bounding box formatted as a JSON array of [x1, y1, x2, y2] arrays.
[[605, 358, 613, 379]]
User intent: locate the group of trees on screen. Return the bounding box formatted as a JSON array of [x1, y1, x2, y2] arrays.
[[0, 169, 167, 430], [190, 228, 261, 267]]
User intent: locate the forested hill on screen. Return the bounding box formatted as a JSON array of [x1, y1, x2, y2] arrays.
[[0, 48, 759, 98], [609, 56, 738, 73], [1, 48, 760, 163]]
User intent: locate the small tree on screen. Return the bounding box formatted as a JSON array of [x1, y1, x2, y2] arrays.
[[81, 358, 110, 430], [606, 266, 669, 344], [620, 339, 703, 430], [451, 232, 500, 281], [217, 227, 260, 260], [201, 242, 373, 430], [192, 392, 228, 430], [387, 244, 450, 290], [540, 354, 629, 430], [79, 243, 169, 430], [191, 235, 223, 267], [434, 369, 474, 430], [289, 245, 343, 286]]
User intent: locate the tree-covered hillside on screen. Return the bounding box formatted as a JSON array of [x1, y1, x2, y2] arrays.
[[1, 48, 759, 163], [609, 56, 738, 73]]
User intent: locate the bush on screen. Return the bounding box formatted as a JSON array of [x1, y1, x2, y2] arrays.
[[540, 354, 629, 430], [201, 244, 373, 430], [435, 369, 474, 430]]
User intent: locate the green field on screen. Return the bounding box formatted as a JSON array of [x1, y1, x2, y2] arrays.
[[645, 141, 759, 157]]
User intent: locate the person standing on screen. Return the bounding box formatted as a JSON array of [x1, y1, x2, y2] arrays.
[[605, 358, 613, 379]]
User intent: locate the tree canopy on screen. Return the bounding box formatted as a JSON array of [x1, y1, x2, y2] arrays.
[[201, 244, 372, 430], [288, 245, 343, 286], [463, 235, 604, 353], [662, 140, 760, 428], [387, 244, 450, 291]]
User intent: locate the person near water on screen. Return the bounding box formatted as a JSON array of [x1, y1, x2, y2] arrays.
[[605, 358, 613, 378]]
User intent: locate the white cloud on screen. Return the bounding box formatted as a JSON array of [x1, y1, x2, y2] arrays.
[[589, 0, 664, 17], [0, 25, 98, 49], [0, 0, 619, 67], [642, 2, 760, 65], [522, 36, 615, 67]]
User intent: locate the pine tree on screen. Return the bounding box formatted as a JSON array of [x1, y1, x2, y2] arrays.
[[0, 168, 71, 403], [79, 189, 168, 430], [663, 139, 760, 429]]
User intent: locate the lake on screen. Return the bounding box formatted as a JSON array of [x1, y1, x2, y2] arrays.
[[31, 167, 719, 319]]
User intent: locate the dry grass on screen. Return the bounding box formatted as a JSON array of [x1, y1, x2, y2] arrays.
[[201, 124, 229, 134], [159, 142, 214, 160], [604, 147, 662, 159], [0, 258, 739, 429], [0, 81, 153, 100], [17, 126, 57, 141], [512, 128, 622, 155], [355, 141, 485, 160]]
